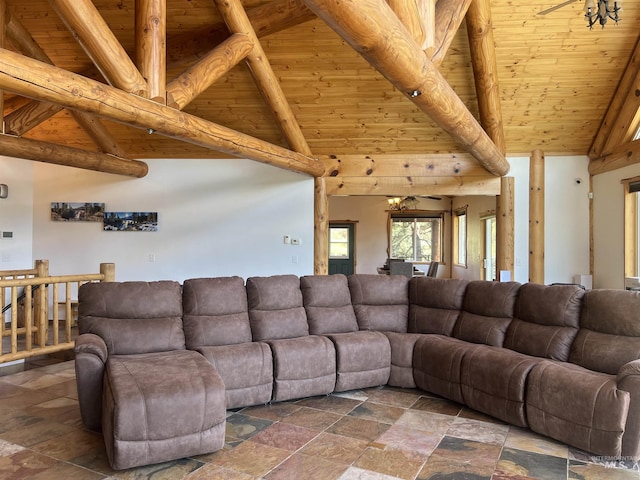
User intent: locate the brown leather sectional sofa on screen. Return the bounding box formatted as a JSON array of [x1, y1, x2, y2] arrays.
[[74, 273, 640, 470]]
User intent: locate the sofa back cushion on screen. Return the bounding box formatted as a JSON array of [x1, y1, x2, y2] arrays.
[[570, 289, 640, 374], [78, 281, 185, 355], [182, 277, 251, 349], [300, 274, 358, 335], [347, 274, 409, 332], [453, 280, 520, 346], [246, 275, 309, 341], [408, 277, 468, 335], [505, 283, 583, 361]]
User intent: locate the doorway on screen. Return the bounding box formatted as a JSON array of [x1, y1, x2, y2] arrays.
[[328, 223, 356, 275]]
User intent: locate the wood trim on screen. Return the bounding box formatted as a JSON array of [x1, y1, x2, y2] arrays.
[[302, 0, 509, 176], [624, 184, 638, 277], [0, 47, 324, 177]]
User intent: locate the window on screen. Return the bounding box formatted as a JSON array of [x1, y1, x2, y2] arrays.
[[453, 206, 467, 267], [388, 212, 443, 263], [329, 227, 349, 259], [624, 177, 640, 277]]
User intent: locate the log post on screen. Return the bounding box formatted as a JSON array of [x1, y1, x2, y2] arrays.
[[529, 150, 545, 284], [314, 177, 329, 275], [302, 0, 509, 176], [0, 48, 324, 177], [34, 259, 49, 346], [166, 33, 253, 110], [214, 0, 313, 156], [48, 0, 148, 95], [136, 0, 166, 103], [496, 176, 514, 280], [100, 263, 115, 282]]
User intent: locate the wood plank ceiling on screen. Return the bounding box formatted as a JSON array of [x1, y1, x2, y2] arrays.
[[1, 0, 639, 179]]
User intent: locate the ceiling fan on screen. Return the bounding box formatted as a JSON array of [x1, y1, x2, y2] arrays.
[[537, 0, 579, 15]]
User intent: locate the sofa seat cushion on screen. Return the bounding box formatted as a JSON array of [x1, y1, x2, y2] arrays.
[[526, 361, 630, 457], [348, 274, 409, 332], [197, 342, 273, 409], [326, 331, 390, 392], [102, 350, 226, 470], [182, 277, 252, 349], [413, 335, 481, 405], [268, 335, 336, 402], [384, 332, 423, 388], [460, 346, 540, 427]]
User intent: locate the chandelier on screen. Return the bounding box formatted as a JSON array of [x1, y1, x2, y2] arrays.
[[584, 0, 622, 29], [387, 196, 419, 211]]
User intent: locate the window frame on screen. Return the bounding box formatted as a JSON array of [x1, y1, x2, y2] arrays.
[[623, 177, 640, 277], [453, 206, 468, 268], [386, 210, 445, 264]]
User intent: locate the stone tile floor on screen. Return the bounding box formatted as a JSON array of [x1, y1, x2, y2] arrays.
[[0, 358, 638, 479]]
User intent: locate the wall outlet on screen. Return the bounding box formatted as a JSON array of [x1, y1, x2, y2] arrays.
[[291, 238, 301, 245]]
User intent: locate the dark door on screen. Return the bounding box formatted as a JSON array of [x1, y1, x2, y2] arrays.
[[328, 223, 355, 275]]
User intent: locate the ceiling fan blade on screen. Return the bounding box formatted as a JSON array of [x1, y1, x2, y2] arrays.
[[537, 0, 579, 15]]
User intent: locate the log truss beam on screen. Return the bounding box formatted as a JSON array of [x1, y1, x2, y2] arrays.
[[213, 0, 312, 156], [136, 0, 166, 103], [302, 0, 509, 176], [0, 48, 324, 176], [589, 34, 640, 166]]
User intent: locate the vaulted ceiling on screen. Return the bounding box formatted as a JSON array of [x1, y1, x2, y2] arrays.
[[1, 0, 639, 182]]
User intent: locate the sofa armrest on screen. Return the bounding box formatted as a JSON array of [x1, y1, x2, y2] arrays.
[[74, 333, 108, 432], [74, 333, 108, 362], [617, 359, 640, 459]]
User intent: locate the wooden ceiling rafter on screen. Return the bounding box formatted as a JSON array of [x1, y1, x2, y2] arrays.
[[213, 0, 312, 156], [430, 0, 472, 68], [589, 34, 640, 173], [302, 0, 509, 177], [387, 0, 434, 53], [136, 0, 166, 104]]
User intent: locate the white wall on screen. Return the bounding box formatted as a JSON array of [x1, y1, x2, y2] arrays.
[[0, 157, 34, 270], [30, 158, 315, 282], [592, 163, 640, 289]]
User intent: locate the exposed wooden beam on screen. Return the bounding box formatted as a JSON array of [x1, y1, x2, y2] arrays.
[[166, 33, 253, 111], [302, 0, 509, 176], [214, 0, 313, 156], [4, 101, 63, 135], [6, 6, 125, 157], [167, 0, 316, 69], [0, 133, 148, 177], [387, 0, 434, 52], [431, 0, 472, 68], [324, 176, 501, 196], [136, 0, 166, 103], [589, 34, 640, 160], [466, 0, 505, 155], [48, 0, 148, 95], [0, 48, 324, 177], [589, 139, 640, 175], [320, 153, 491, 177], [0, 0, 5, 132]]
